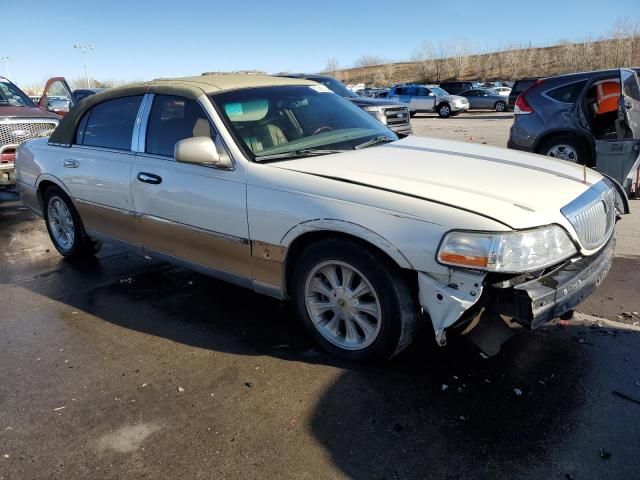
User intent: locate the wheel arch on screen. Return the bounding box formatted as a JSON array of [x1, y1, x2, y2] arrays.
[[533, 129, 595, 162], [35, 174, 72, 209], [281, 220, 414, 297]]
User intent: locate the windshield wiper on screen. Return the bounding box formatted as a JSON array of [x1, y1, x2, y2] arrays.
[[255, 149, 344, 162], [354, 135, 395, 150]]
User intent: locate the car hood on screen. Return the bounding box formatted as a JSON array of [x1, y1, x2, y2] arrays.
[[348, 96, 404, 108], [271, 136, 603, 229], [0, 105, 60, 120]]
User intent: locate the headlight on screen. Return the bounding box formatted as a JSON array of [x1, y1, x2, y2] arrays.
[[363, 106, 387, 124], [437, 225, 577, 273]]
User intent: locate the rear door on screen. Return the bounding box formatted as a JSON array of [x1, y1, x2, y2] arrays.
[[60, 95, 143, 246], [594, 69, 640, 193], [477, 90, 494, 109], [463, 90, 479, 109]]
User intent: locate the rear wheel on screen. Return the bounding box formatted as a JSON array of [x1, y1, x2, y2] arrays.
[[43, 186, 102, 257], [494, 101, 506, 112], [292, 239, 417, 361], [539, 135, 590, 165], [437, 104, 451, 118]]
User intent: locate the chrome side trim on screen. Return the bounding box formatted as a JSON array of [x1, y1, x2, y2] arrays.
[[75, 198, 135, 216], [132, 94, 154, 153], [143, 247, 253, 291], [86, 229, 144, 254], [138, 213, 249, 244]]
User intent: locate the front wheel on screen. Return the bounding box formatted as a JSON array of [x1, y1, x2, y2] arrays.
[[43, 186, 102, 257], [437, 104, 451, 118], [292, 239, 417, 362], [494, 101, 506, 112]]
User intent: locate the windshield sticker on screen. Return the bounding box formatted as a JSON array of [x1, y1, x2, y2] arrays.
[[224, 102, 244, 117], [310, 85, 331, 93]]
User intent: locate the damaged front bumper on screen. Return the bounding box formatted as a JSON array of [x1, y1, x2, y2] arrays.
[[418, 236, 615, 348], [490, 236, 615, 330]]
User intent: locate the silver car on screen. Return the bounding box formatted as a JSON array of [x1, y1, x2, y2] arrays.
[[387, 84, 469, 118], [458, 89, 508, 111]]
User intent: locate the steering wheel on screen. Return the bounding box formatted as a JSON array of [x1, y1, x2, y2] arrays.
[[312, 125, 334, 135]]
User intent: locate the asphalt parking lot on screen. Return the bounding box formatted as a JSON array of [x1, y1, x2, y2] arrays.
[[2, 113, 640, 480]]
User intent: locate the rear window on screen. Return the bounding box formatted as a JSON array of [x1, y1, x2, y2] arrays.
[[545, 81, 587, 103], [512, 80, 537, 95], [79, 96, 143, 150]]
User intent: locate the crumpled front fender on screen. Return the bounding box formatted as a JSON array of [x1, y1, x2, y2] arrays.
[[418, 269, 485, 345]]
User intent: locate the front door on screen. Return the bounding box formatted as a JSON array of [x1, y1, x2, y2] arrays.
[[595, 69, 640, 193], [131, 94, 251, 280], [59, 94, 143, 246]]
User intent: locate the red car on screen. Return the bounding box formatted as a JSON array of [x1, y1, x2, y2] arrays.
[[0, 77, 60, 187]]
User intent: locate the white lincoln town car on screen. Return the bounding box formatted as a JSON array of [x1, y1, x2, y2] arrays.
[[15, 75, 628, 361]]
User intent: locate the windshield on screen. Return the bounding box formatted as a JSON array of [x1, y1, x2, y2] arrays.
[[0, 78, 35, 107], [306, 76, 357, 98], [429, 86, 449, 96], [211, 85, 396, 161]]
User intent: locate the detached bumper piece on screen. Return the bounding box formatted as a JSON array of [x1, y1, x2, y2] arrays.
[[0, 161, 15, 186], [491, 237, 615, 330]]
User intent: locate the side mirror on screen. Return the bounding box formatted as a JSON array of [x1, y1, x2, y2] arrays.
[[47, 99, 70, 115], [175, 136, 228, 167]]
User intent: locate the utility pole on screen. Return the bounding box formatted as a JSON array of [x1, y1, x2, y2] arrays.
[[73, 44, 94, 88], [0, 56, 12, 79]]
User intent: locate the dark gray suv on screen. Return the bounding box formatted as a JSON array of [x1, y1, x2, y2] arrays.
[[508, 68, 640, 191]]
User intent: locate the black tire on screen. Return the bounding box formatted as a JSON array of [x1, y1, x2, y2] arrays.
[[437, 103, 451, 118], [43, 186, 102, 258], [410, 111, 418, 118], [494, 101, 506, 112], [292, 238, 417, 362], [539, 135, 590, 166]]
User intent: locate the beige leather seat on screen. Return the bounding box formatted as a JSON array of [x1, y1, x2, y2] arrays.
[[192, 117, 211, 137], [241, 124, 288, 153]]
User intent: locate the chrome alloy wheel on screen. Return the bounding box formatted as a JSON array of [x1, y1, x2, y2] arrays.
[[47, 195, 75, 250], [304, 260, 382, 350], [439, 105, 450, 116], [546, 144, 578, 162]]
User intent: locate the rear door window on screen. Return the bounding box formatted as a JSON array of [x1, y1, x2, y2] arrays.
[[80, 96, 143, 150], [145, 95, 214, 157], [545, 81, 587, 103]]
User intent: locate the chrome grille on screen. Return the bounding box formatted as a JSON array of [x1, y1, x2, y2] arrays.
[[382, 106, 410, 125], [561, 181, 616, 251], [0, 120, 58, 147]]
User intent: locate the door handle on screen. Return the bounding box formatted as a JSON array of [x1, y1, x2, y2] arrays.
[[63, 159, 79, 168], [137, 172, 162, 185]]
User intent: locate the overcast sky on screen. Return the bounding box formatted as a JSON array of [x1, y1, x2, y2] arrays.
[[1, 0, 637, 86]]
